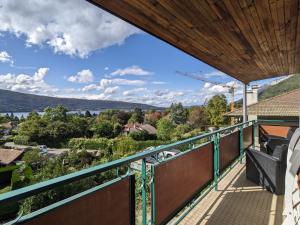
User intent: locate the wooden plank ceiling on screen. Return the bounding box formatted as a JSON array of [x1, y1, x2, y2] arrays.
[[89, 0, 300, 83]]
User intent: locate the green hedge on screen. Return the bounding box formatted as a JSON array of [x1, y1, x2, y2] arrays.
[[68, 137, 169, 159], [68, 138, 110, 150]]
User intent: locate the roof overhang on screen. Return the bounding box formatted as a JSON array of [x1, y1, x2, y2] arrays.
[[88, 0, 300, 83]]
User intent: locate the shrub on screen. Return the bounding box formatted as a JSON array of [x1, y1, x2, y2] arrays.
[[11, 165, 33, 190], [14, 135, 30, 145], [172, 124, 193, 140], [22, 149, 44, 168], [129, 130, 148, 141], [111, 136, 168, 159]]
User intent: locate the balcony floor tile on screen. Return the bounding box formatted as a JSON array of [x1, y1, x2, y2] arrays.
[[177, 162, 283, 225]]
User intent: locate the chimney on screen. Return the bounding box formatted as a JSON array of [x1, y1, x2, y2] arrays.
[[246, 85, 259, 106]]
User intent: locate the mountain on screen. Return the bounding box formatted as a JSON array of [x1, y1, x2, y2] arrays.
[[258, 75, 300, 100], [0, 89, 161, 112]]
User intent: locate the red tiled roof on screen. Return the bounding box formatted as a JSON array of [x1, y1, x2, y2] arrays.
[[0, 149, 24, 165]]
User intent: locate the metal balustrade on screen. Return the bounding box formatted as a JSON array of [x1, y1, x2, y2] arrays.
[[0, 120, 256, 225]]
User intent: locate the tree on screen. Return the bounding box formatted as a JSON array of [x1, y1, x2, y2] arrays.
[[43, 105, 68, 122], [128, 113, 140, 124], [69, 115, 90, 137], [18, 117, 44, 143], [97, 109, 119, 122], [27, 111, 40, 120], [206, 94, 227, 126], [129, 108, 144, 124], [20, 115, 26, 122], [16, 106, 98, 147], [85, 110, 92, 117], [156, 118, 175, 141], [188, 106, 208, 128], [116, 111, 131, 125], [170, 103, 187, 125], [144, 111, 162, 127], [113, 123, 123, 137], [92, 121, 114, 138], [41, 121, 70, 145]]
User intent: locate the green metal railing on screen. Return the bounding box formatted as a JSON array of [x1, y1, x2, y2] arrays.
[[0, 120, 257, 225]]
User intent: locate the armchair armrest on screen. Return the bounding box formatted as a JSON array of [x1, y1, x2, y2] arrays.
[[246, 149, 285, 194], [248, 149, 280, 170], [266, 138, 289, 154]]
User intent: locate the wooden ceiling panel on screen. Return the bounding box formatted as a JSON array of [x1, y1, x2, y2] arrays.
[[88, 0, 300, 83]]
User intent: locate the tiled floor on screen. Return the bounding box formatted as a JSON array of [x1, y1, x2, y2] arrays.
[[178, 163, 284, 225]]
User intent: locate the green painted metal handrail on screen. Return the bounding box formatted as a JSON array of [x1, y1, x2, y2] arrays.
[[0, 120, 255, 205]]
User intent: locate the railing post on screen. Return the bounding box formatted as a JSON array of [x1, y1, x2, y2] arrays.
[[239, 125, 244, 163], [243, 83, 248, 123], [213, 133, 220, 190], [151, 165, 155, 225], [141, 158, 147, 225], [252, 121, 256, 148]]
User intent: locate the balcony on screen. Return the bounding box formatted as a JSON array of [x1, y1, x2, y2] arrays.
[[178, 163, 283, 225], [0, 119, 296, 225]]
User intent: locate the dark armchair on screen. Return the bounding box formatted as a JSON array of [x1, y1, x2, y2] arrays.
[[246, 144, 288, 195]]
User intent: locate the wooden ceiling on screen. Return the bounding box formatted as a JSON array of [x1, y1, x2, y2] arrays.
[[89, 0, 300, 83]]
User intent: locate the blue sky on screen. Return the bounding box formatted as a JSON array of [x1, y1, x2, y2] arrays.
[[0, 0, 284, 107]]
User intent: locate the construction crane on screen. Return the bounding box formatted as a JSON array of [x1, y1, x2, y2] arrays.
[[176, 71, 237, 124]]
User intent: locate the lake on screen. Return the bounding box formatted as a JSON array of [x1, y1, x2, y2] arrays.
[[0, 110, 106, 118]]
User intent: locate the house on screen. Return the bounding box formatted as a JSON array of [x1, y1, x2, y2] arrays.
[[226, 88, 299, 145], [0, 149, 24, 166], [123, 123, 157, 135], [226, 88, 300, 124]]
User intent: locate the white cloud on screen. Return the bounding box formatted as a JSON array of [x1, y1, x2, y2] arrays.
[[0, 67, 57, 95], [0, 0, 140, 58], [104, 86, 119, 94], [68, 69, 94, 83], [110, 65, 152, 76], [0, 51, 13, 64], [152, 81, 167, 85], [202, 70, 228, 79], [120, 88, 189, 106], [123, 88, 147, 96], [100, 78, 146, 89], [204, 82, 211, 88], [33, 67, 49, 81], [81, 84, 99, 92], [64, 88, 77, 94], [199, 80, 242, 102], [104, 67, 109, 71]]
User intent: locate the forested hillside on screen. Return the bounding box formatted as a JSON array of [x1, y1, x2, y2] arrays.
[[0, 89, 160, 112], [258, 75, 300, 100]]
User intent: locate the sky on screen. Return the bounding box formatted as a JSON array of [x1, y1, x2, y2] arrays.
[[0, 0, 286, 107]]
